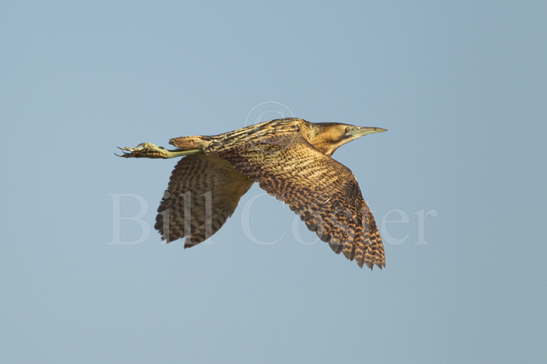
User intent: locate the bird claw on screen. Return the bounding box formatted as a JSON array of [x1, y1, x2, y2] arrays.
[[116, 143, 169, 159]]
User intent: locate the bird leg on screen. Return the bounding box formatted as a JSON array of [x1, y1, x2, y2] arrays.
[[116, 142, 201, 159]]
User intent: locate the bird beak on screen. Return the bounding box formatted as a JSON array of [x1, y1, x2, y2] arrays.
[[348, 126, 388, 137]]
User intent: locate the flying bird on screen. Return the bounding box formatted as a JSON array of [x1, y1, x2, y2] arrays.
[[118, 118, 387, 269]]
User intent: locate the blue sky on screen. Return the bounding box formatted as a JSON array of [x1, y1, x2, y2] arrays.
[[2, 1, 546, 363]]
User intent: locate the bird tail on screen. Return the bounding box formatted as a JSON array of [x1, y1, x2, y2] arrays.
[[169, 136, 211, 150]]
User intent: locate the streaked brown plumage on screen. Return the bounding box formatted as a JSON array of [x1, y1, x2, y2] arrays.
[[118, 118, 387, 269]]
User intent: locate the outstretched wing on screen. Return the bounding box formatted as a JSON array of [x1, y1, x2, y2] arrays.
[[221, 135, 385, 269], [155, 153, 252, 247]]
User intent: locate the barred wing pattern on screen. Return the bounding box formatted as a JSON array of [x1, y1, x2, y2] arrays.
[[155, 153, 252, 248], [220, 136, 385, 269]]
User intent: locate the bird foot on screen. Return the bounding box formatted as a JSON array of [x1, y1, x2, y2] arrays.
[[116, 142, 200, 159]]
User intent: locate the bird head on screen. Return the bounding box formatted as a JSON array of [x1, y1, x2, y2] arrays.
[[304, 122, 387, 156]]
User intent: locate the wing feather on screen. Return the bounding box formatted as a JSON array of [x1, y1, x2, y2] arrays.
[[155, 153, 252, 247], [219, 135, 385, 269]]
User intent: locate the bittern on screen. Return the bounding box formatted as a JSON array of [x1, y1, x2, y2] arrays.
[[118, 118, 387, 269]]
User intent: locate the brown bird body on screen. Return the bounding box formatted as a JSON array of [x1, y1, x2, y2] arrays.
[[118, 118, 387, 269]]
